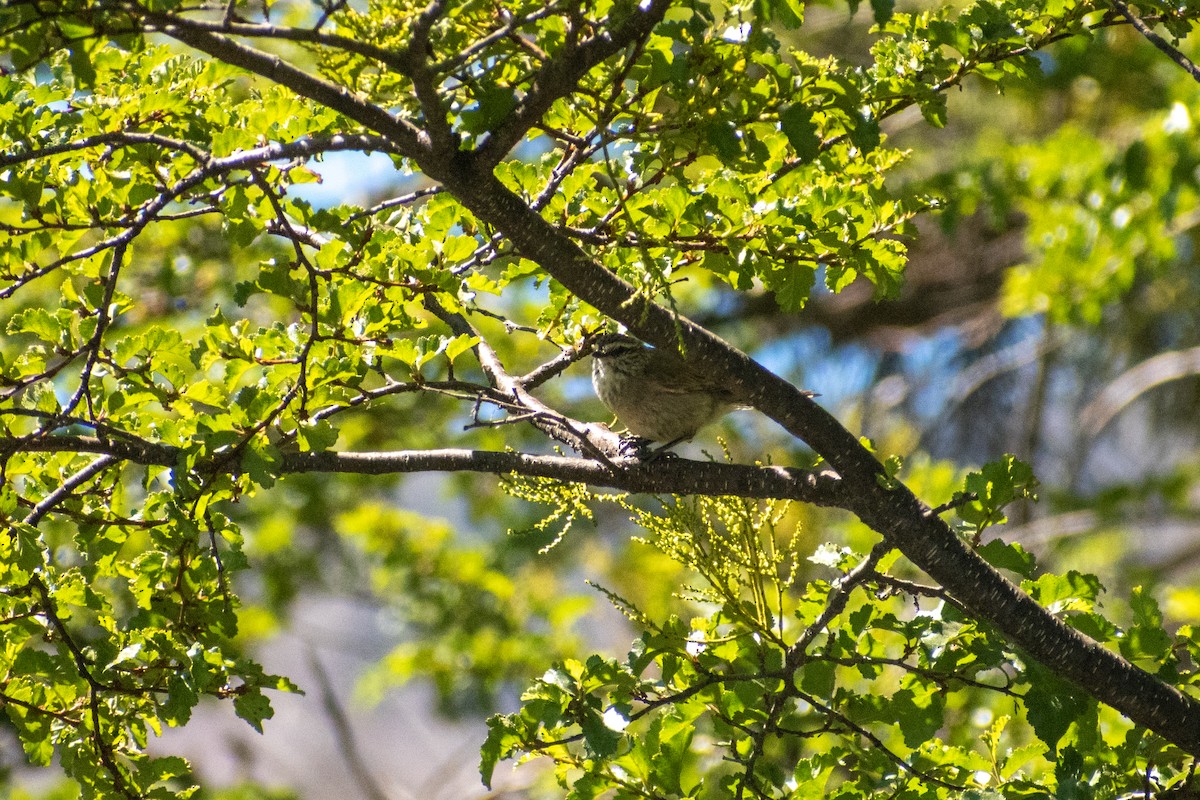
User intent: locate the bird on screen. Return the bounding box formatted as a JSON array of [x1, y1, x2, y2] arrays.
[[590, 332, 743, 451]]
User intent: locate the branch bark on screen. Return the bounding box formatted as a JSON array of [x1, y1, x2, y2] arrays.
[[135, 13, 415, 74], [147, 18, 431, 161], [0, 436, 849, 507], [474, 0, 673, 167], [1110, 0, 1200, 83]]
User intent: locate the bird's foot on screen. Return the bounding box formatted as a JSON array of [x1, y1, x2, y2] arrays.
[[618, 435, 683, 462], [617, 434, 655, 459]]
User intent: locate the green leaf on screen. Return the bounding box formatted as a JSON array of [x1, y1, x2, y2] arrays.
[[233, 690, 275, 734], [879, 453, 904, 489], [706, 121, 741, 161], [163, 676, 199, 728], [241, 440, 283, 488], [780, 104, 820, 162], [959, 455, 1038, 533], [918, 91, 948, 128], [7, 307, 61, 343], [800, 659, 836, 696], [1121, 586, 1172, 662], [480, 714, 520, 788], [1023, 666, 1092, 755], [847, 111, 881, 152], [580, 709, 622, 758], [67, 42, 98, 89], [1025, 570, 1103, 610], [444, 333, 480, 364], [896, 686, 945, 748], [976, 539, 1037, 578], [770, 262, 816, 311], [295, 419, 339, 452], [870, 0, 896, 24], [461, 86, 517, 133]]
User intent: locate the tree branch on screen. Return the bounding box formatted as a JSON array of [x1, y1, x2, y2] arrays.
[[405, 0, 456, 153], [306, 648, 393, 800], [0, 132, 396, 304], [23, 454, 118, 526], [22, 0, 1200, 757], [425, 297, 622, 465], [473, 0, 674, 167], [0, 130, 210, 168], [131, 11, 415, 75], [147, 18, 431, 162], [0, 435, 849, 506], [1080, 345, 1200, 435], [294, 449, 848, 504], [1109, 0, 1200, 83]]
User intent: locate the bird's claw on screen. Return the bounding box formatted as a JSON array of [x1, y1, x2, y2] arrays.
[[617, 434, 654, 458], [618, 435, 681, 462]]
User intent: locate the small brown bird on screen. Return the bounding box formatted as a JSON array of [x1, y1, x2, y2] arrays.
[[590, 333, 743, 448]]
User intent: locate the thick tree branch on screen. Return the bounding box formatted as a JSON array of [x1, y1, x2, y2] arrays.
[[405, 0, 456, 153], [0, 435, 849, 506], [297, 449, 848, 504]]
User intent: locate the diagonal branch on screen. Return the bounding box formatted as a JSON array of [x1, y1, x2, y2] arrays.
[[1080, 345, 1200, 434], [1110, 0, 1200, 83], [430, 1, 575, 75], [793, 687, 967, 790], [473, 0, 675, 167], [306, 649, 393, 800], [147, 17, 431, 163], [21, 0, 1200, 757], [425, 298, 621, 464], [130, 11, 415, 74], [23, 454, 118, 526]]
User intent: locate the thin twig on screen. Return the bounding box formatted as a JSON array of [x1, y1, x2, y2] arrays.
[[927, 492, 976, 517], [23, 455, 117, 526], [1110, 0, 1200, 82], [785, 541, 894, 669], [27, 576, 138, 798], [519, 344, 591, 390], [423, 296, 624, 462], [793, 688, 968, 790], [141, 10, 416, 75]]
